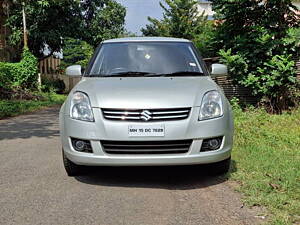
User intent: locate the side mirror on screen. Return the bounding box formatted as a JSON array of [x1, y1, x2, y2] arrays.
[[66, 65, 82, 77], [211, 64, 228, 76]]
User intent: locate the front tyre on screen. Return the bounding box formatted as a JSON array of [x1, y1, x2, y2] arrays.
[[62, 150, 82, 176], [208, 157, 231, 175]]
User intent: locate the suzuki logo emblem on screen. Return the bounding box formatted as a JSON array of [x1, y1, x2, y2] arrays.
[[140, 110, 152, 121]]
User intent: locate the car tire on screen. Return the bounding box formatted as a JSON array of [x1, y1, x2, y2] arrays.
[[62, 150, 81, 176], [208, 157, 231, 175]]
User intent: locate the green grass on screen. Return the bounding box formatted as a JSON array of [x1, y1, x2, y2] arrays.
[[231, 107, 300, 225], [0, 93, 67, 119]]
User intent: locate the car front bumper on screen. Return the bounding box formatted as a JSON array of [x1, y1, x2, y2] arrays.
[[60, 107, 234, 166]]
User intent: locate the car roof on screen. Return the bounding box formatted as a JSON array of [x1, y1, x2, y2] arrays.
[[103, 37, 191, 43]]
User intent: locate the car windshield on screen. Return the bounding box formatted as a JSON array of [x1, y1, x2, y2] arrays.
[[87, 42, 204, 77]]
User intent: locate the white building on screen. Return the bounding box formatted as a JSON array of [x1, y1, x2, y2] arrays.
[[293, 1, 300, 9], [197, 0, 214, 20]]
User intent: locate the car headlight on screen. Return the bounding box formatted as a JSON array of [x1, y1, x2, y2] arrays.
[[70, 92, 94, 122], [199, 90, 223, 120]]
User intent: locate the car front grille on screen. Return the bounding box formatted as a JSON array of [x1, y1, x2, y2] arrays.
[[101, 140, 192, 154], [102, 108, 191, 122]]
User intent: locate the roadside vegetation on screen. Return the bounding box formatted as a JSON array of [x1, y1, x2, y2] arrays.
[[0, 93, 66, 119], [213, 0, 300, 113], [231, 104, 300, 225], [0, 48, 66, 119]]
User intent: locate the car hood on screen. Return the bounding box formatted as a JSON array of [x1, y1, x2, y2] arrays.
[[73, 77, 219, 108]]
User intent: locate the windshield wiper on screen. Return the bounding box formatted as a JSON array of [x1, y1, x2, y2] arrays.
[[86, 72, 156, 77], [104, 71, 156, 77], [87, 74, 107, 77], [145, 71, 204, 77]]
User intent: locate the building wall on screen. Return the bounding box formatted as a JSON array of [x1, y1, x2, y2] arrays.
[[293, 2, 300, 10], [197, 1, 214, 18]]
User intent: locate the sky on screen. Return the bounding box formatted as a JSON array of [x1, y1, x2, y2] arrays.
[[115, 0, 164, 34]]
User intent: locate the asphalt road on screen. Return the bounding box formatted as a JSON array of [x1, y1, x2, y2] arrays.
[[0, 107, 262, 225]]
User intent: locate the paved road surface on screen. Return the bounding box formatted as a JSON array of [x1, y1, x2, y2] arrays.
[[0, 107, 262, 225]]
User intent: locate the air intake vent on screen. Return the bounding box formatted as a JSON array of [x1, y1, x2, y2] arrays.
[[101, 140, 192, 154], [102, 108, 191, 122]]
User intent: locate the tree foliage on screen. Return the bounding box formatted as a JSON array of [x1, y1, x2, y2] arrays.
[[141, 0, 215, 57], [212, 0, 299, 51], [212, 0, 300, 112], [60, 38, 94, 69], [79, 0, 126, 47], [6, 0, 79, 58], [0, 48, 38, 93], [6, 0, 126, 58]]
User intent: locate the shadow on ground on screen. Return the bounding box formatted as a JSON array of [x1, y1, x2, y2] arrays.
[[0, 107, 60, 140], [75, 160, 237, 190]]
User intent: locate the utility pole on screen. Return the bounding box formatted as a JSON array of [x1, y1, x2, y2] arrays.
[[22, 1, 28, 47]]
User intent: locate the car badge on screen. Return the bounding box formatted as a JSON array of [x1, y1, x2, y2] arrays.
[[140, 110, 152, 121]]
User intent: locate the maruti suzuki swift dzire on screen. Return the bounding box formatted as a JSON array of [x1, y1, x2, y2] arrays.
[[59, 37, 234, 176]]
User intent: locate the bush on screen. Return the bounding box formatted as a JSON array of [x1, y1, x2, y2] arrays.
[[41, 77, 66, 94], [0, 48, 38, 97], [219, 49, 299, 113], [20, 48, 39, 89], [212, 0, 300, 113], [0, 62, 13, 89], [219, 49, 248, 84]]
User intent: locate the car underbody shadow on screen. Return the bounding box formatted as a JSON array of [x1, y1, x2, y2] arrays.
[[74, 161, 236, 190]]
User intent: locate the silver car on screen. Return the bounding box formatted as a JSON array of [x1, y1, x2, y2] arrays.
[[59, 37, 234, 176]]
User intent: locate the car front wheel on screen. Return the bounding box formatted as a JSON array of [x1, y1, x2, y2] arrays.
[[62, 150, 82, 176], [208, 157, 231, 175]]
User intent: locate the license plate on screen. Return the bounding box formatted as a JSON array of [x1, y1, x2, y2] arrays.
[[128, 125, 165, 137]]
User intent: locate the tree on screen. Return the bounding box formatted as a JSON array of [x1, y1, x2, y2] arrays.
[[212, 0, 299, 56], [212, 0, 300, 113], [6, 0, 80, 58], [6, 0, 126, 58], [78, 0, 126, 47], [60, 38, 93, 69], [141, 0, 215, 57]]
